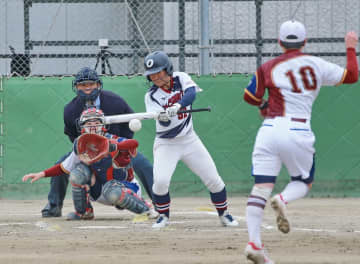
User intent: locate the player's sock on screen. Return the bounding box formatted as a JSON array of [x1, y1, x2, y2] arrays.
[[246, 200, 265, 246], [210, 187, 227, 216], [280, 181, 309, 203], [152, 192, 170, 218], [246, 186, 272, 246]]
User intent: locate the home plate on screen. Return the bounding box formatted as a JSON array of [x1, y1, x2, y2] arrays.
[[132, 214, 149, 223], [195, 206, 215, 212]]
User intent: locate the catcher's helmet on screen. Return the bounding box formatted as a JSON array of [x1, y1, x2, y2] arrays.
[[79, 107, 106, 135], [144, 51, 173, 80], [72, 67, 103, 102]]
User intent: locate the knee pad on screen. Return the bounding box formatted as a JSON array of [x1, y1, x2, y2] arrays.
[[69, 163, 92, 186], [102, 180, 123, 204], [247, 186, 273, 209], [102, 180, 149, 214], [251, 185, 272, 201]]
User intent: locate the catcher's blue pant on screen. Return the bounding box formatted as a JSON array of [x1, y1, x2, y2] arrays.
[[46, 151, 154, 207]]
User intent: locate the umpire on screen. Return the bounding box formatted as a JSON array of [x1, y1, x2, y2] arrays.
[[42, 67, 154, 217]]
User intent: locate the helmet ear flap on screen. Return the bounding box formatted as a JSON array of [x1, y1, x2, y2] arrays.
[[166, 61, 173, 76]]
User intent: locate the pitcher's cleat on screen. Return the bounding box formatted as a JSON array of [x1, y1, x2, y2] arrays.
[[152, 214, 169, 228], [270, 194, 290, 234], [245, 242, 274, 264], [219, 210, 239, 227]]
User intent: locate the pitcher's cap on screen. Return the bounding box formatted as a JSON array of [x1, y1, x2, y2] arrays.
[[279, 20, 306, 43]]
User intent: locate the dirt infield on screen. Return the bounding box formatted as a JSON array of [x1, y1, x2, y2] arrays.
[[0, 198, 359, 264]]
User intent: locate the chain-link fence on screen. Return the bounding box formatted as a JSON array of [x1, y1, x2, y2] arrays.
[[0, 0, 360, 75]]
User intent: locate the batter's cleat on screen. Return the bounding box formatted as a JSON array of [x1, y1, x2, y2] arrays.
[[270, 194, 290, 234], [219, 210, 239, 227], [245, 242, 274, 264], [41, 203, 62, 218], [152, 214, 169, 228], [66, 208, 94, 221]]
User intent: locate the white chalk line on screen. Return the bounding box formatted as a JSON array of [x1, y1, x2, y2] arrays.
[[1, 210, 359, 234], [0, 222, 31, 226]]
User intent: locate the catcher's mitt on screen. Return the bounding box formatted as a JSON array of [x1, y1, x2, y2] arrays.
[[76, 133, 110, 165]]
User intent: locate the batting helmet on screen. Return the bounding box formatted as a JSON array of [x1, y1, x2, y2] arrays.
[[144, 51, 173, 80], [79, 107, 106, 135], [72, 67, 103, 102]]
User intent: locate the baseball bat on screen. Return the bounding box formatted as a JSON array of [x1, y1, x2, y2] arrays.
[[178, 106, 211, 114], [104, 112, 158, 124], [104, 107, 211, 125]]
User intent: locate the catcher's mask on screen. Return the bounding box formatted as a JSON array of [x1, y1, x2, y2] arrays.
[[144, 51, 173, 81], [79, 107, 106, 135], [72, 67, 103, 102]]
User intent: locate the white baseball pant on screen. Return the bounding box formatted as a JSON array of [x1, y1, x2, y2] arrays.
[[152, 131, 225, 195], [252, 116, 315, 180]]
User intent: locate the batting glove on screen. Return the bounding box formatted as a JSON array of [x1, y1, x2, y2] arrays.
[[158, 112, 170, 122], [166, 103, 181, 117]]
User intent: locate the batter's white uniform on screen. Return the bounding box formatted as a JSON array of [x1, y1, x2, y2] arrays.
[[244, 50, 346, 181], [145, 72, 225, 195]]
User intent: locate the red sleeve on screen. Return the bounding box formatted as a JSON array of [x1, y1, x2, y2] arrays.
[[112, 151, 131, 168], [116, 139, 138, 150], [343, 48, 359, 83], [243, 71, 265, 106], [44, 164, 66, 177], [244, 92, 262, 106]]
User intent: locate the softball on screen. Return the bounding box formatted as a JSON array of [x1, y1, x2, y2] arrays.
[[129, 118, 142, 132]]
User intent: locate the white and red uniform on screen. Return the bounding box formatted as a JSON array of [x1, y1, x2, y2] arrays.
[[244, 48, 358, 181], [145, 72, 225, 196]]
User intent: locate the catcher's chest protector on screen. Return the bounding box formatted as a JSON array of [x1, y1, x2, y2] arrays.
[[90, 157, 128, 183]]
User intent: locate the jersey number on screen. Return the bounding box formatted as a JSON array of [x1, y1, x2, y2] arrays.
[[285, 66, 317, 93], [178, 112, 188, 120]]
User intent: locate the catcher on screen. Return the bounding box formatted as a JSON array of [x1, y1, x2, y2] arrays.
[[23, 107, 157, 220]]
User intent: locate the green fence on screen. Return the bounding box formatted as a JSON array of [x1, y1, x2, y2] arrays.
[[1, 75, 359, 199]]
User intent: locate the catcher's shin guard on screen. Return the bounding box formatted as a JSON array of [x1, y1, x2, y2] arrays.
[[71, 184, 92, 215], [103, 180, 149, 214], [69, 163, 93, 216]]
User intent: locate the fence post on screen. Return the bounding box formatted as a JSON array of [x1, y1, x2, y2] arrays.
[[255, 0, 263, 69], [199, 0, 210, 75], [24, 0, 32, 57], [178, 0, 186, 72]]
